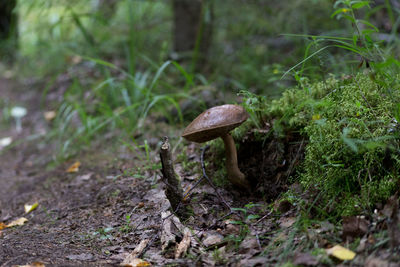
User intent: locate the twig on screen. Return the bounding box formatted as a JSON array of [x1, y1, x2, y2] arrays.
[[183, 145, 231, 211], [160, 136, 185, 216], [255, 210, 273, 224], [256, 233, 262, 250]]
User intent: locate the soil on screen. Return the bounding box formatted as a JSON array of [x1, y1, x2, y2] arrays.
[[1, 77, 400, 267]]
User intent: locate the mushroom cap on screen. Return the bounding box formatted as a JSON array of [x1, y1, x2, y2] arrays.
[[182, 104, 248, 143]]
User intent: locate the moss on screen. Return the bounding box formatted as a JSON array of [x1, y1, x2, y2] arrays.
[[300, 74, 400, 216], [239, 73, 400, 217]]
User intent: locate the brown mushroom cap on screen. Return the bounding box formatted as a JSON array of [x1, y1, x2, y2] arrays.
[[182, 104, 249, 143]]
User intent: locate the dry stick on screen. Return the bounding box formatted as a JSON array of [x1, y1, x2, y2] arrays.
[[159, 141, 232, 237], [160, 136, 184, 213], [255, 210, 273, 224]]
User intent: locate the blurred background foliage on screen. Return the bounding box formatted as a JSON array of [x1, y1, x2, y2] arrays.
[[16, 0, 351, 91], [1, 0, 399, 159]]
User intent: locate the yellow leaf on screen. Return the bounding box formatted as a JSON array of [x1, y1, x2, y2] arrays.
[[326, 245, 356, 261], [120, 258, 151, 267], [15, 262, 45, 267], [44, 111, 56, 121], [66, 161, 81, 173], [0, 222, 7, 230], [25, 202, 39, 214], [7, 217, 28, 227]]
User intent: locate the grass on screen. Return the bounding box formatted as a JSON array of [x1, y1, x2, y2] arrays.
[[9, 0, 400, 229], [1, 1, 399, 264]]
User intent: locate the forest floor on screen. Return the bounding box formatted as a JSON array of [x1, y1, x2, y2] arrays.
[[1, 76, 400, 267]]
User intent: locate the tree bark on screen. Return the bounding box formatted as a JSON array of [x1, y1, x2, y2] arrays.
[[0, 0, 18, 63], [96, 0, 118, 21], [172, 0, 213, 71]]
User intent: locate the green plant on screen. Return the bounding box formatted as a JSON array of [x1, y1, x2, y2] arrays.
[[283, 0, 400, 84], [224, 203, 262, 248], [93, 227, 114, 240], [119, 214, 132, 233]]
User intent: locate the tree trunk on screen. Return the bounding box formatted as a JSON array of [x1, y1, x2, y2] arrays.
[[172, 0, 213, 71], [0, 0, 18, 63], [96, 0, 118, 21]]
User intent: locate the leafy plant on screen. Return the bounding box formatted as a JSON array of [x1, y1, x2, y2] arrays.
[[283, 0, 400, 83]]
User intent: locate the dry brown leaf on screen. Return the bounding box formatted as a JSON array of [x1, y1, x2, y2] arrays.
[[161, 211, 183, 252], [44, 111, 56, 121], [175, 229, 191, 259], [202, 233, 224, 247], [292, 252, 319, 266], [121, 239, 150, 266], [364, 256, 390, 267], [7, 217, 28, 227], [71, 55, 82, 64], [66, 161, 81, 173], [342, 216, 369, 241], [238, 237, 259, 254], [279, 216, 296, 228]]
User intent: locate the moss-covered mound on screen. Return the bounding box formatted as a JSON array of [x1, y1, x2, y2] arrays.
[[242, 73, 400, 216]]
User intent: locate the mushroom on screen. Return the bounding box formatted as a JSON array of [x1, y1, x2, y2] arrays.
[[182, 104, 250, 190], [10, 106, 27, 133]]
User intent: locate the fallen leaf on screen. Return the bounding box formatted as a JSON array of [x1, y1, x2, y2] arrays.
[[77, 173, 93, 180], [44, 111, 56, 121], [24, 202, 39, 214], [71, 55, 82, 64], [238, 237, 259, 254], [292, 252, 319, 266], [121, 239, 150, 266], [161, 213, 180, 252], [0, 222, 7, 230], [14, 262, 46, 267], [356, 236, 368, 252], [7, 217, 28, 227], [239, 257, 268, 266], [364, 256, 390, 267], [383, 195, 400, 248], [279, 216, 296, 228], [326, 245, 356, 261], [225, 223, 240, 235], [342, 216, 369, 241], [66, 253, 93, 261], [202, 233, 224, 247], [120, 258, 151, 267], [175, 229, 191, 259], [66, 161, 81, 173]]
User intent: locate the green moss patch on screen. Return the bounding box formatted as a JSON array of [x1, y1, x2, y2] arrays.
[[239, 73, 400, 217]]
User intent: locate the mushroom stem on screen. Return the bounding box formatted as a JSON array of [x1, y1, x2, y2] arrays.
[[221, 133, 250, 190]]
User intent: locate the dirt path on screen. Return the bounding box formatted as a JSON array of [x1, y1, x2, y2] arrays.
[[0, 78, 162, 266], [0, 78, 258, 266], [2, 77, 399, 267]]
